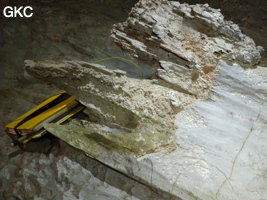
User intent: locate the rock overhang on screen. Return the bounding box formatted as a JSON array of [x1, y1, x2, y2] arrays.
[[22, 0, 267, 199]]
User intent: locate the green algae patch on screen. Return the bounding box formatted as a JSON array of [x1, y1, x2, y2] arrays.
[[44, 122, 174, 158]]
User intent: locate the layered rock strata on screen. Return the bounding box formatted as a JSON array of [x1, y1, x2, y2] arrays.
[[25, 59, 267, 199], [112, 0, 263, 97], [15, 0, 267, 199], [25, 59, 195, 157]]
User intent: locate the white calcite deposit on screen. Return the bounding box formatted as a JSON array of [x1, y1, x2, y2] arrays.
[[22, 0, 267, 199], [96, 60, 267, 200]]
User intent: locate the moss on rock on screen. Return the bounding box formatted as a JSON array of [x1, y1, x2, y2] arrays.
[[44, 122, 175, 158]]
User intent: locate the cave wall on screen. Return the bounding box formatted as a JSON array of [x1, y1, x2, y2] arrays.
[[0, 0, 267, 200]]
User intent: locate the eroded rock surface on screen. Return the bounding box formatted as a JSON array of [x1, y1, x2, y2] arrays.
[[25, 59, 267, 200], [25, 59, 195, 157], [0, 133, 180, 200], [24, 0, 265, 160], [112, 0, 263, 97], [2, 0, 267, 200], [0, 0, 141, 90]]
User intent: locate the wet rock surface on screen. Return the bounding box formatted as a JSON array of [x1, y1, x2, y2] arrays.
[[0, 132, 180, 200], [25, 61, 267, 199], [1, 0, 267, 199], [1, 0, 180, 199]]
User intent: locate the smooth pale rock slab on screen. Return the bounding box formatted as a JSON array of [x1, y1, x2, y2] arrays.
[[20, 1, 267, 198], [96, 61, 267, 200], [172, 61, 267, 199]]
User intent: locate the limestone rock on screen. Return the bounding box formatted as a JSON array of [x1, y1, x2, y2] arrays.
[[25, 59, 196, 157], [0, 133, 179, 200], [8, 1, 267, 200], [111, 0, 264, 97], [0, 82, 180, 200], [25, 57, 267, 199]]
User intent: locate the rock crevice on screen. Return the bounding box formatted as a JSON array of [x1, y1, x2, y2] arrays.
[[111, 0, 263, 98], [3, 1, 266, 200]]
